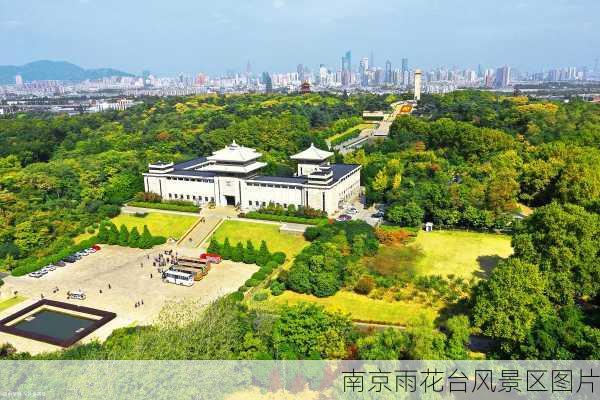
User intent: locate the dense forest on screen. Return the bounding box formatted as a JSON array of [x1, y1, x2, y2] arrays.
[[0, 93, 390, 270], [344, 91, 600, 358], [1, 90, 599, 360]]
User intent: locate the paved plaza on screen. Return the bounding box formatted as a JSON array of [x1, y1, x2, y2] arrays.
[[0, 244, 257, 354]]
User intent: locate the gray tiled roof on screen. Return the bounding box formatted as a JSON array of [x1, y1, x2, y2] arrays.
[[172, 157, 208, 170]]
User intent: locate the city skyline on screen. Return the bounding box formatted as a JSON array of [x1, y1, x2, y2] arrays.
[[1, 0, 599, 75]]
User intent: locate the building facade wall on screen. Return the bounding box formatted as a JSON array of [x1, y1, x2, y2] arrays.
[[143, 166, 361, 215]]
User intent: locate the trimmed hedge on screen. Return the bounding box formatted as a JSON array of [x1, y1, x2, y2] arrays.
[[330, 127, 361, 146], [128, 201, 199, 213], [242, 212, 327, 226]]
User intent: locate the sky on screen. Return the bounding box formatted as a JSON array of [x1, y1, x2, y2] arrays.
[[1, 0, 598, 76]]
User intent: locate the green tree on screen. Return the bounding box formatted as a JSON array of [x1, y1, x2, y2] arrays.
[[96, 222, 109, 243], [357, 328, 410, 360], [128, 226, 141, 248], [472, 259, 552, 347], [118, 224, 129, 246], [272, 304, 355, 359], [243, 240, 256, 264], [231, 242, 244, 262], [206, 238, 221, 254], [221, 238, 232, 259], [385, 202, 424, 227], [108, 223, 119, 245], [445, 315, 470, 359], [512, 202, 600, 303], [138, 225, 153, 249], [256, 240, 270, 266]]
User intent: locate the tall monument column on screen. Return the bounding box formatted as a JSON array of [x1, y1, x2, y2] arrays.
[[414, 69, 422, 101]]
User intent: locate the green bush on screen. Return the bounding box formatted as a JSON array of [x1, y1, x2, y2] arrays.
[[253, 291, 268, 302], [304, 226, 320, 241], [354, 275, 376, 295], [238, 285, 249, 293], [245, 278, 260, 287], [151, 236, 167, 246], [252, 271, 267, 281], [229, 291, 244, 302], [0, 278, 4, 287], [243, 212, 327, 226], [260, 265, 274, 275], [128, 201, 198, 213], [270, 280, 285, 296], [86, 227, 95, 234], [270, 252, 286, 265]]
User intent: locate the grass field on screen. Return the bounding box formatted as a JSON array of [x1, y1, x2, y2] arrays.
[[211, 220, 308, 257], [410, 230, 513, 279], [0, 296, 27, 313], [77, 212, 199, 243], [252, 290, 439, 326]]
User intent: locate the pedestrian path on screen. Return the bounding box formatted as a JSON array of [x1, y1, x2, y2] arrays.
[[178, 215, 222, 249]]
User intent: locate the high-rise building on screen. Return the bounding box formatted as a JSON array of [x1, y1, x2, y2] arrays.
[[384, 60, 392, 84], [401, 58, 408, 85], [414, 69, 422, 101], [261, 72, 273, 93], [341, 50, 352, 86], [297, 64, 304, 82], [15, 75, 23, 86], [359, 58, 369, 86], [494, 65, 511, 88], [370, 50, 375, 69]]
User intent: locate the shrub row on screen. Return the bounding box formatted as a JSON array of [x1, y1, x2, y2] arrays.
[[128, 201, 199, 213], [206, 238, 286, 296], [97, 221, 166, 249], [241, 212, 328, 226], [330, 127, 361, 146]]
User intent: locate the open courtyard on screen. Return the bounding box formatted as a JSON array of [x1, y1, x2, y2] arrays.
[[0, 244, 257, 354]]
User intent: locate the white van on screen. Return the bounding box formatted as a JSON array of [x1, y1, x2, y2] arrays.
[[163, 269, 194, 286], [68, 290, 86, 300]]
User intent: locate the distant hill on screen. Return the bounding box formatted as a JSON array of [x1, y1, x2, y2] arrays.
[[0, 60, 135, 84]]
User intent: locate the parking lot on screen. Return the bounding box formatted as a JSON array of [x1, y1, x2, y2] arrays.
[[0, 244, 257, 354], [336, 199, 382, 227]]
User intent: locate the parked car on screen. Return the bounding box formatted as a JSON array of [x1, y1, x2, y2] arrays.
[[372, 210, 385, 218], [64, 256, 77, 263], [346, 207, 359, 215], [92, 244, 101, 251], [45, 264, 56, 271], [336, 214, 352, 222], [29, 272, 43, 278], [55, 260, 66, 267]]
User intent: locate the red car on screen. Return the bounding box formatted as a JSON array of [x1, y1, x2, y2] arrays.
[[200, 253, 221, 264], [92, 244, 101, 251]]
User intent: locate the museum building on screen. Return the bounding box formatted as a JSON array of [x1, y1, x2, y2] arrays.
[[143, 141, 361, 215]]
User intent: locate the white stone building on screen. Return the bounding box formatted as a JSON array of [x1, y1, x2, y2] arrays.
[[143, 142, 361, 215]]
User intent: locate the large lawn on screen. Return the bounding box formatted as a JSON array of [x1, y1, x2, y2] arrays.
[[77, 212, 199, 242], [252, 290, 439, 326], [0, 296, 27, 313], [211, 220, 308, 257], [410, 230, 513, 279]]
